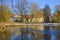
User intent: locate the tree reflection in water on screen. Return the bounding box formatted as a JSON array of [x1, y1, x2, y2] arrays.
[[10, 26, 60, 40], [10, 27, 43, 40]]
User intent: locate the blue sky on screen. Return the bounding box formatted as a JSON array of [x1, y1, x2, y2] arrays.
[[29, 0, 60, 13], [0, 0, 60, 13]]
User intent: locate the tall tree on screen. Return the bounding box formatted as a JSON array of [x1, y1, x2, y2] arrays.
[[43, 4, 51, 22], [52, 5, 60, 23], [30, 2, 41, 23], [43, 4, 51, 40], [0, 5, 11, 22], [55, 5, 60, 12]]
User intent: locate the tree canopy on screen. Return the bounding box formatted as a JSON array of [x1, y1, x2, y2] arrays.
[[0, 5, 11, 22]]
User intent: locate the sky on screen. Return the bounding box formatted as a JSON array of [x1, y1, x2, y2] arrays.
[[0, 0, 60, 13], [29, 0, 60, 13]]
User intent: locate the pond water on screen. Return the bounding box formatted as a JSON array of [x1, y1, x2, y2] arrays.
[[0, 25, 57, 40], [10, 26, 60, 40]]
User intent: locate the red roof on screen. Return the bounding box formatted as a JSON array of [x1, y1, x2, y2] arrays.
[[10, 14, 16, 18]]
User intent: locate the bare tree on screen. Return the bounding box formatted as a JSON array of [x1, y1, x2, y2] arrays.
[[14, 0, 29, 23], [30, 2, 41, 23]]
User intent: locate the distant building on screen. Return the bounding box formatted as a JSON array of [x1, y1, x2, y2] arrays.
[[9, 14, 16, 22], [10, 14, 27, 23], [28, 12, 44, 23], [10, 11, 44, 23]]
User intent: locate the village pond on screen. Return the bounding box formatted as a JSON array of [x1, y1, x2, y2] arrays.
[[10, 25, 60, 40], [0, 25, 60, 40]]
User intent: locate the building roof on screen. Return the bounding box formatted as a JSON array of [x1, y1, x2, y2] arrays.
[[10, 14, 16, 18]]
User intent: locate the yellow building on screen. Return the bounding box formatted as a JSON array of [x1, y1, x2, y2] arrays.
[[28, 10, 44, 23]]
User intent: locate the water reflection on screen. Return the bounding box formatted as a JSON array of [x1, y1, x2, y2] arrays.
[[0, 25, 60, 40], [51, 35, 56, 40], [11, 26, 60, 40], [10, 26, 43, 40]]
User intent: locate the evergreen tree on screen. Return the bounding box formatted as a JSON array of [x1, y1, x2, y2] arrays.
[[43, 4, 51, 22]]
